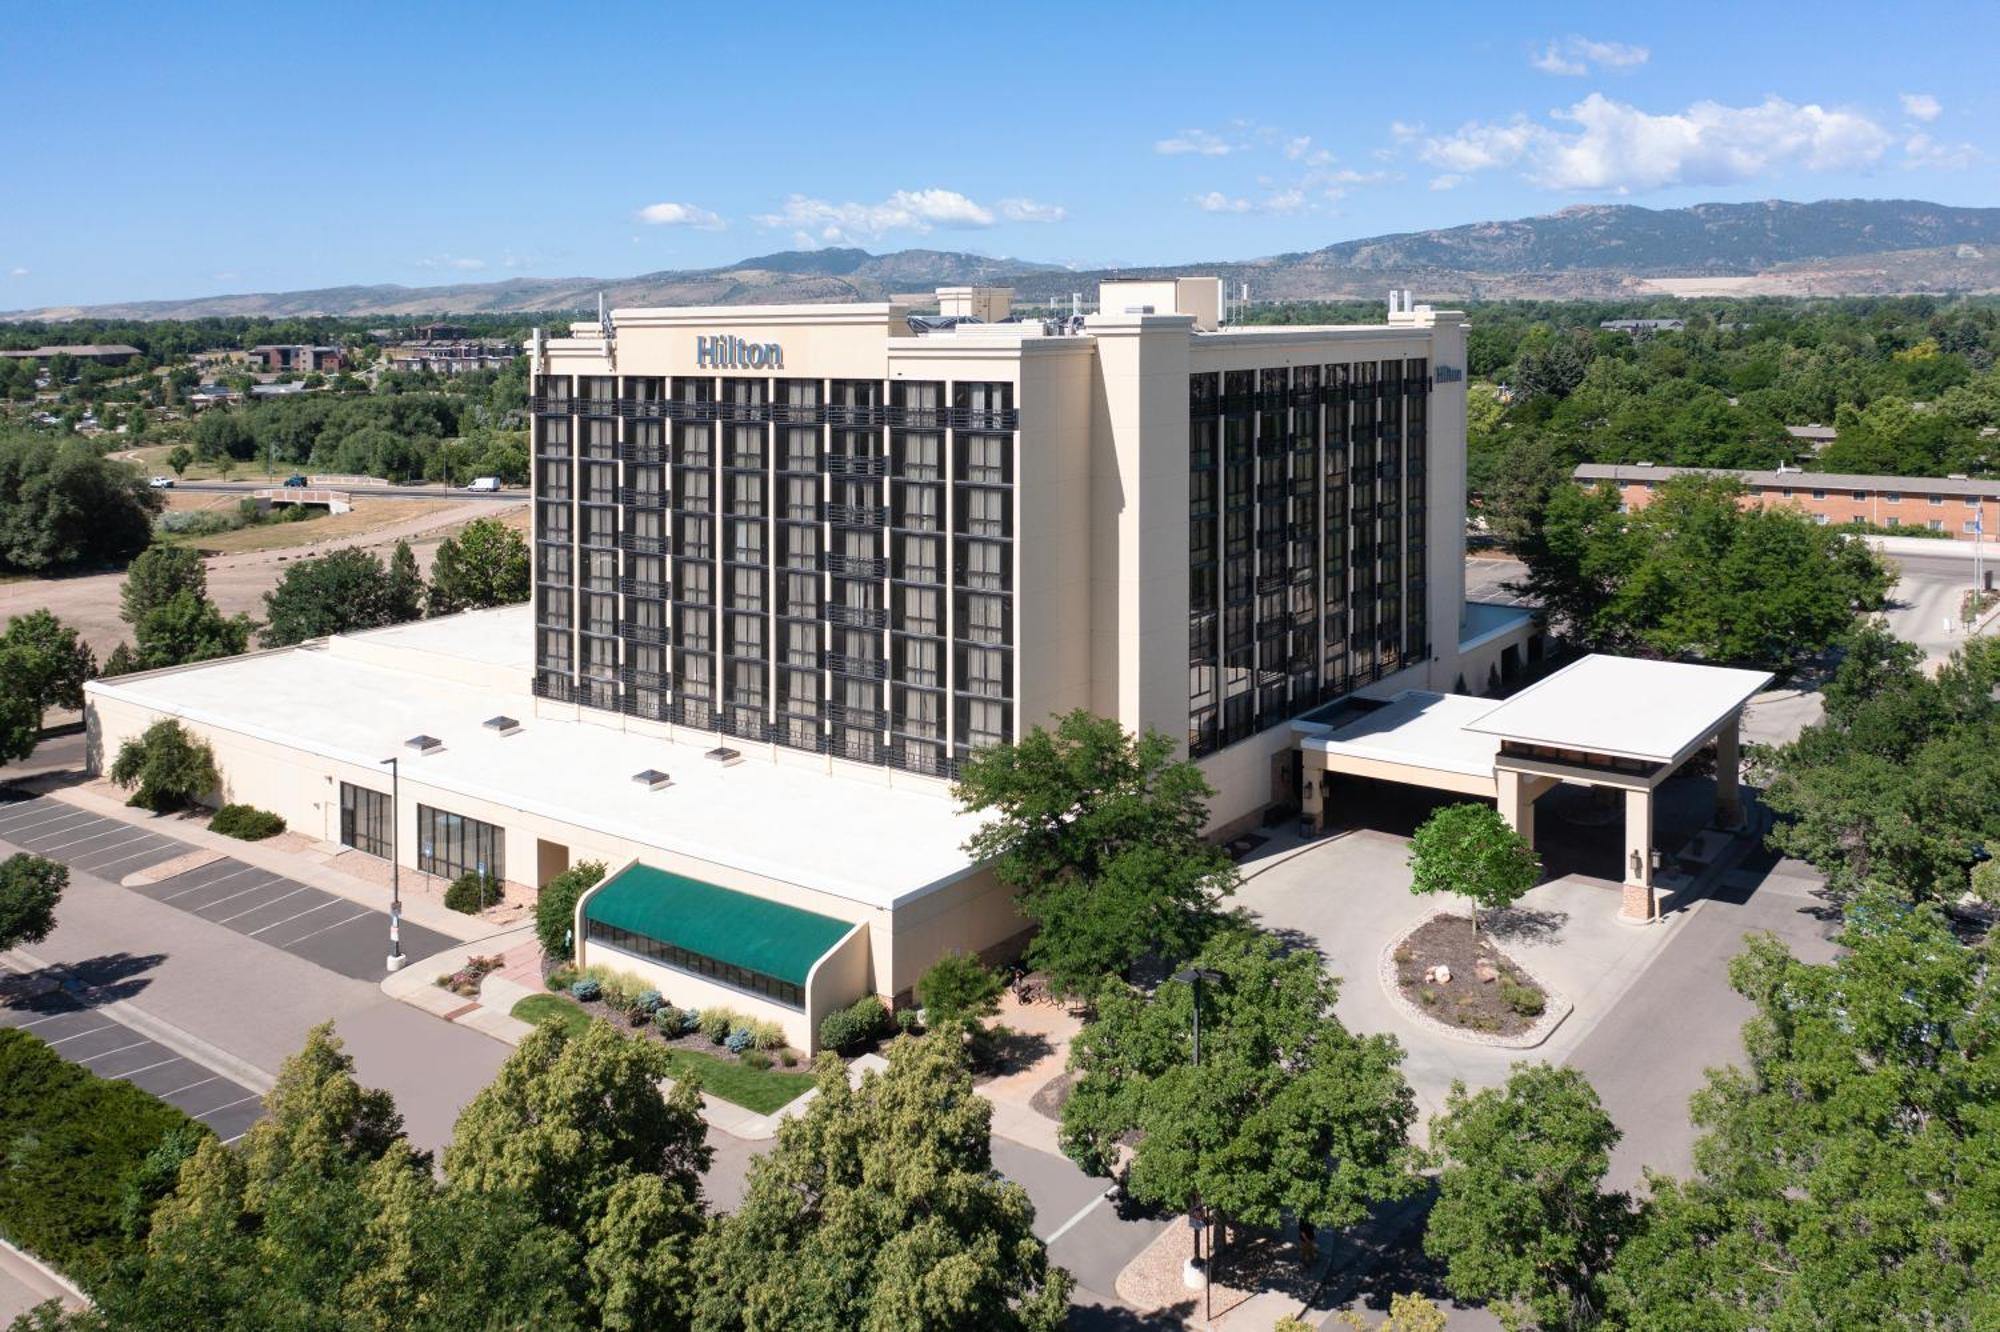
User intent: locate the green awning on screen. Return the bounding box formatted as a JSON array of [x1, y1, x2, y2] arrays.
[[583, 863, 854, 987]]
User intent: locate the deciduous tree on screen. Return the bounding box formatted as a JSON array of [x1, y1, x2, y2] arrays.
[[1408, 802, 1541, 937], [109, 719, 219, 812], [426, 516, 529, 615], [691, 1035, 1071, 1332], [260, 548, 396, 647], [1061, 927, 1419, 1251], [0, 854, 66, 951]]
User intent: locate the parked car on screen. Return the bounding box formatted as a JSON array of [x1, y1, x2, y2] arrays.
[[465, 476, 502, 492], [283, 474, 309, 487], [148, 475, 175, 489]]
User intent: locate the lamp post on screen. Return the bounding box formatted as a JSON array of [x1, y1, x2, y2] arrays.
[[379, 756, 403, 972], [1172, 966, 1222, 1324]]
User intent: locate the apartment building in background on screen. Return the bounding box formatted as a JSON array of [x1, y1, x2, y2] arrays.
[[1576, 461, 2000, 540], [247, 344, 345, 373]]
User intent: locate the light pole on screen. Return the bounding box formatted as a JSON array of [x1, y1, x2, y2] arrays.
[[1172, 966, 1222, 1324], [379, 756, 403, 972]]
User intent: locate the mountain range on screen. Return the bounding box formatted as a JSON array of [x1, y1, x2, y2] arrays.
[[11, 198, 2000, 322]]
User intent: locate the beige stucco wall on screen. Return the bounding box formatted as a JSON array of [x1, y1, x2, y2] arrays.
[[805, 923, 873, 1052]]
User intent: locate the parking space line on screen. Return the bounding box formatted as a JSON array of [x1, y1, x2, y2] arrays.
[[68, 832, 164, 865], [160, 863, 262, 900], [37, 824, 133, 854], [46, 1023, 116, 1046], [53, 828, 154, 860], [0, 802, 75, 830], [117, 1055, 184, 1079], [191, 879, 292, 916], [157, 1075, 218, 1098], [14, 1010, 83, 1029], [0, 809, 96, 840], [245, 898, 342, 937], [77, 1039, 152, 1065], [86, 841, 182, 874], [193, 1093, 261, 1122], [213, 884, 314, 924], [273, 908, 374, 947]]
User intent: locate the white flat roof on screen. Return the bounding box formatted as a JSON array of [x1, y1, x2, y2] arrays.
[[89, 609, 982, 911], [1304, 691, 1504, 779], [1465, 654, 1772, 764], [338, 604, 536, 671]]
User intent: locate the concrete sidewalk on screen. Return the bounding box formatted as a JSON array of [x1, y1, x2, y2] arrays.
[[36, 781, 499, 946]]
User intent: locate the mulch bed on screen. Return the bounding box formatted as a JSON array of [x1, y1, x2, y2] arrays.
[[1030, 1069, 1077, 1123], [1392, 914, 1548, 1038]]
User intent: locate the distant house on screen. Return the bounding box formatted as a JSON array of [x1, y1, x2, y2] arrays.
[[247, 344, 345, 373], [1784, 424, 1838, 448], [187, 384, 242, 410], [1575, 461, 2000, 541], [1600, 319, 1685, 336], [0, 343, 142, 366], [387, 339, 518, 374]]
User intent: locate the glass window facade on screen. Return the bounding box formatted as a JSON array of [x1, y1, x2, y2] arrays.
[[338, 782, 391, 859], [416, 804, 505, 882], [531, 369, 1019, 778], [1188, 357, 1434, 757], [585, 919, 806, 1008]]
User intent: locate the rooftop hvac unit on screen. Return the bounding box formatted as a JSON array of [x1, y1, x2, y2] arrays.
[[482, 716, 521, 736], [631, 769, 672, 790]]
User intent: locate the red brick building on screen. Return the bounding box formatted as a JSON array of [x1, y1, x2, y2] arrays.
[[1573, 463, 2000, 541]]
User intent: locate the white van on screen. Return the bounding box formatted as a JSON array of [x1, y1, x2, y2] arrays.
[[465, 476, 502, 492]]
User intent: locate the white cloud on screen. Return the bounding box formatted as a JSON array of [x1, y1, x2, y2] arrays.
[[1903, 132, 1980, 171], [753, 188, 1059, 244], [7, 267, 27, 278], [1532, 35, 1650, 76], [637, 201, 724, 229], [1421, 93, 1891, 193], [1283, 135, 1333, 166], [1900, 92, 1942, 123], [417, 255, 487, 271], [1194, 191, 1252, 213], [1389, 120, 1425, 143], [998, 197, 1067, 223], [1156, 129, 1235, 156], [1429, 174, 1464, 191]]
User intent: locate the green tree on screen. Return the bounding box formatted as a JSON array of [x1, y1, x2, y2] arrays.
[[128, 590, 253, 669], [0, 435, 158, 573], [260, 548, 395, 647], [425, 516, 529, 614], [1425, 1065, 1629, 1332], [691, 1035, 1071, 1332], [166, 445, 193, 477], [0, 853, 66, 950], [0, 610, 96, 761], [384, 539, 424, 623], [533, 859, 606, 959], [1605, 894, 2000, 1330], [120, 545, 208, 626], [445, 1019, 710, 1244], [1408, 802, 1541, 938], [109, 719, 219, 812], [953, 711, 1236, 997], [914, 950, 1004, 1028], [1061, 927, 1418, 1253]]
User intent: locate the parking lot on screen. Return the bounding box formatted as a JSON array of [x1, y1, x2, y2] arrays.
[[0, 795, 456, 981], [0, 797, 190, 879], [0, 985, 262, 1142]]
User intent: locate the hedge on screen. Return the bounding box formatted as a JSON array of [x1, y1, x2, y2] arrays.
[[0, 1027, 211, 1290], [817, 995, 892, 1054], [208, 803, 286, 841], [443, 872, 502, 914]]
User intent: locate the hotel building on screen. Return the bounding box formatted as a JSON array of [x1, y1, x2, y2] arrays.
[[85, 280, 1534, 1050]]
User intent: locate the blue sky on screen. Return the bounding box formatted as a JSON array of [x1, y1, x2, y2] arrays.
[[4, 0, 1997, 309]]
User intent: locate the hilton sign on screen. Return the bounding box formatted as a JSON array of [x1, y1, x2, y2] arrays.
[[696, 335, 784, 370]]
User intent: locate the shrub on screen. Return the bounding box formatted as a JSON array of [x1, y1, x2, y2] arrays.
[[534, 859, 607, 960], [569, 978, 601, 1003], [109, 719, 218, 813], [545, 965, 577, 992], [724, 1028, 754, 1055], [653, 1005, 682, 1034], [896, 1008, 923, 1035], [778, 1049, 798, 1068], [1502, 982, 1546, 1017], [680, 1008, 703, 1034], [750, 1019, 786, 1051], [443, 872, 502, 914], [207, 803, 286, 841], [625, 1004, 649, 1028], [0, 1028, 210, 1288], [701, 1010, 734, 1044], [818, 995, 893, 1054], [635, 989, 663, 1015], [599, 981, 631, 1012], [914, 951, 1003, 1027], [742, 1050, 772, 1071]]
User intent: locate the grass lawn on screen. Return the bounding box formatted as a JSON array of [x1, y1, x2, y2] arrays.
[[508, 996, 817, 1115], [662, 1048, 817, 1115], [511, 993, 593, 1039]]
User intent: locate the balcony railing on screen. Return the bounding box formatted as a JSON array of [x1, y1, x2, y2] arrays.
[[529, 397, 1019, 431], [826, 503, 888, 528], [620, 622, 670, 646], [822, 552, 886, 578], [825, 653, 887, 681], [616, 578, 668, 599], [825, 604, 889, 629], [824, 454, 889, 476]]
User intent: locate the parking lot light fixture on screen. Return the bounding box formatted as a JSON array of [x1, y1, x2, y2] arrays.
[[378, 755, 403, 972]]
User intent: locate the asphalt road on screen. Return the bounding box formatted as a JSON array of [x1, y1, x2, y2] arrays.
[[166, 481, 526, 503]]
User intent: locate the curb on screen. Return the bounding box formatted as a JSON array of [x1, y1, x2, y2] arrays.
[[1375, 918, 1573, 1051], [0, 945, 277, 1094], [0, 1238, 87, 1313]]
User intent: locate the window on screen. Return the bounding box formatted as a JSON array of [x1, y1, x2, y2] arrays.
[[339, 784, 391, 858], [1931, 494, 1945, 507], [1811, 489, 1826, 501], [1886, 491, 1902, 503], [1930, 519, 1944, 531], [585, 920, 806, 1008], [416, 805, 504, 882], [1885, 516, 1901, 527]]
